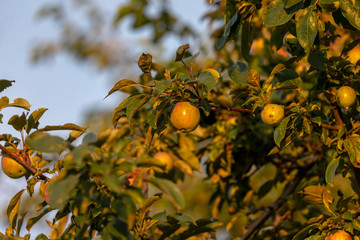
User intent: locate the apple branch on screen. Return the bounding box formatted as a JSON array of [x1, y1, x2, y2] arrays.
[[240, 161, 315, 240], [0, 144, 48, 180], [209, 103, 253, 113]]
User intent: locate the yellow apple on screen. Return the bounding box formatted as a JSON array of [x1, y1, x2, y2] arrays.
[[1, 155, 27, 179], [327, 230, 352, 240], [153, 152, 173, 172], [261, 104, 285, 126], [170, 102, 200, 132], [337, 86, 356, 110]]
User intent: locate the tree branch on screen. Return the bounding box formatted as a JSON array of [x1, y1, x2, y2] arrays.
[[321, 123, 340, 131], [332, 105, 345, 128], [209, 103, 253, 113], [240, 162, 315, 240], [0, 144, 48, 180]]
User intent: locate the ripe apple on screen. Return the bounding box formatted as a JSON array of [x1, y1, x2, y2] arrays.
[[153, 152, 173, 172], [327, 230, 352, 240], [170, 102, 200, 132], [1, 155, 27, 179], [336, 86, 356, 110], [261, 104, 285, 126]]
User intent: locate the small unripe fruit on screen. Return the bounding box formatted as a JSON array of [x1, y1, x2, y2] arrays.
[[153, 152, 173, 172], [170, 102, 200, 133], [337, 86, 356, 110], [1, 156, 27, 179], [327, 230, 352, 240], [261, 104, 285, 126]]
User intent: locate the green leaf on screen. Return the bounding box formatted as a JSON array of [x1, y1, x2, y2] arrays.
[[241, 21, 253, 62], [325, 154, 340, 187], [296, 6, 318, 53], [198, 71, 217, 92], [274, 116, 291, 147], [26, 208, 53, 232], [292, 223, 321, 240], [175, 44, 190, 62], [299, 184, 333, 204], [126, 95, 151, 123], [340, 0, 360, 30], [344, 134, 360, 168], [25, 108, 48, 134], [263, 0, 295, 26], [35, 234, 50, 240], [26, 132, 67, 153], [0, 79, 15, 93], [308, 51, 325, 70], [47, 174, 79, 209], [63, 145, 88, 170], [153, 80, 171, 96], [38, 123, 87, 132], [216, 13, 238, 50], [147, 176, 185, 212], [8, 113, 27, 131], [7, 190, 25, 230], [228, 62, 248, 84], [105, 79, 143, 98], [103, 174, 123, 193]]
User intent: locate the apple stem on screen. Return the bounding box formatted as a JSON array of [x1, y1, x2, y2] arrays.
[[0, 144, 48, 180]]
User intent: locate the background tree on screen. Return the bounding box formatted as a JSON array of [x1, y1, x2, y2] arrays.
[[1, 0, 360, 239]]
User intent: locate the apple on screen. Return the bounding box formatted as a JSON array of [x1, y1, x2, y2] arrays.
[[170, 102, 200, 132], [1, 155, 27, 179], [327, 230, 352, 240], [261, 104, 285, 126], [336, 86, 356, 110], [153, 152, 173, 172]]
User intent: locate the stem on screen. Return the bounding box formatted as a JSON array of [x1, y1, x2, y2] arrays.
[[321, 123, 340, 131], [209, 103, 253, 113], [240, 162, 314, 240], [0, 144, 48, 180], [332, 105, 345, 128]]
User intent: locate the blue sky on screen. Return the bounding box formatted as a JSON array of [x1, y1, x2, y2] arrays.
[[0, 0, 209, 236]]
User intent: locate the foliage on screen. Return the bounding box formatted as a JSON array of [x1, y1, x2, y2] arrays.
[[1, 0, 360, 239]]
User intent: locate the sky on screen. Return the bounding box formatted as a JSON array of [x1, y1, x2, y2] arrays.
[[0, 0, 209, 237]]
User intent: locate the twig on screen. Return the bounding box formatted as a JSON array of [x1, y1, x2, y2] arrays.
[[332, 105, 345, 128], [0, 144, 48, 180], [240, 162, 315, 240], [321, 123, 340, 131], [209, 103, 253, 113]]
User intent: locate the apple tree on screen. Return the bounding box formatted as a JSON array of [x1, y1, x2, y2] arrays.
[[1, 0, 360, 239]]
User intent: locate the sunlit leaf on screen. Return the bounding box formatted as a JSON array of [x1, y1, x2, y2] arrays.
[[325, 154, 340, 187], [340, 0, 360, 30], [296, 6, 318, 53], [263, 0, 295, 26], [344, 134, 360, 168]]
